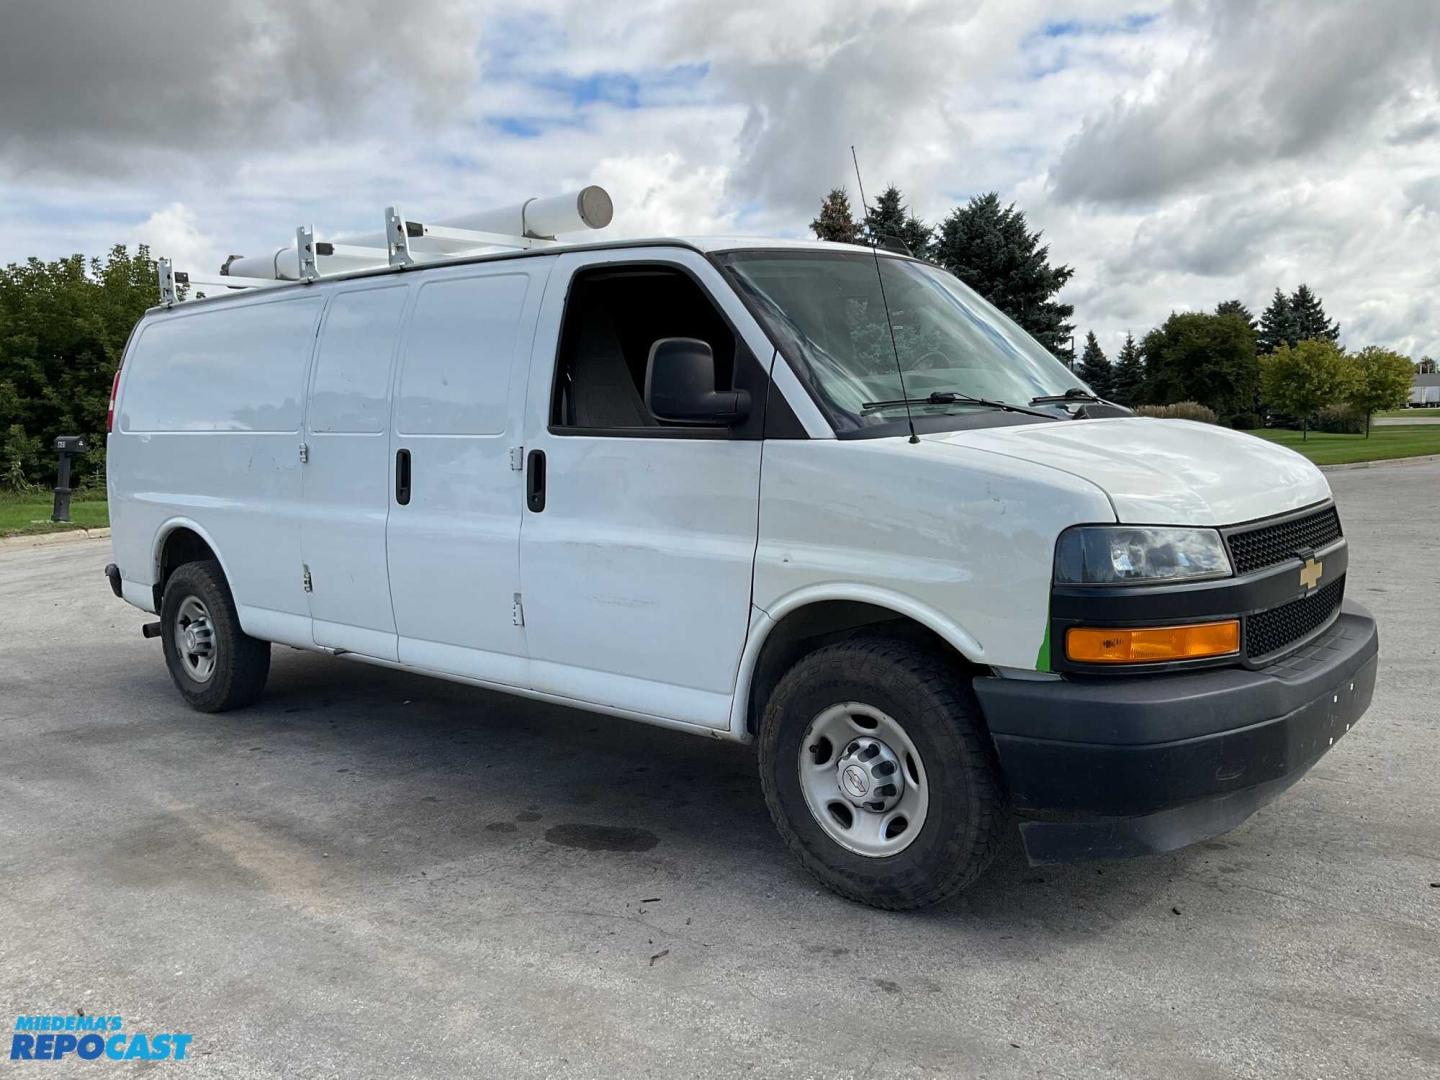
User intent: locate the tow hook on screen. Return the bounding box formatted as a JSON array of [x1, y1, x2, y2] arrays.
[[141, 622, 162, 639]]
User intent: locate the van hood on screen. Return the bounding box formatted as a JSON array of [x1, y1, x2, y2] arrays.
[[926, 417, 1331, 526]]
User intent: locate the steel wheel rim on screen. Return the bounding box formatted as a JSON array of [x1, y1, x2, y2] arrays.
[[797, 702, 929, 858], [175, 595, 217, 683]]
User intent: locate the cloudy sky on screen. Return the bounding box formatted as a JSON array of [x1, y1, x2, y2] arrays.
[[3, 0, 1438, 358]]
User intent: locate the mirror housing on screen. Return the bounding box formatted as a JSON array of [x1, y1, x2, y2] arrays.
[[644, 337, 750, 425]]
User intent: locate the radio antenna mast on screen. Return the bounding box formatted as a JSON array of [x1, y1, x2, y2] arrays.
[[851, 146, 919, 445]]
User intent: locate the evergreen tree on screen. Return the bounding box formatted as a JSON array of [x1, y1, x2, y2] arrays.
[[1257, 288, 1297, 354], [810, 188, 862, 244], [1215, 299, 1257, 332], [862, 186, 933, 258], [1110, 333, 1145, 405], [933, 193, 1075, 360], [1075, 331, 1113, 398], [1288, 283, 1340, 344]]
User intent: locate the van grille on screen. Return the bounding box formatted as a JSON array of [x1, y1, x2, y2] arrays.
[[1227, 506, 1342, 576], [1245, 576, 1345, 660]]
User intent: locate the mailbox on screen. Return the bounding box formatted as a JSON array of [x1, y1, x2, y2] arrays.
[[52, 435, 91, 523]]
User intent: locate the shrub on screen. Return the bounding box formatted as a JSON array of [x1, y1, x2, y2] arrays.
[[1311, 406, 1366, 434], [1228, 412, 1261, 430], [1134, 401, 1218, 424]]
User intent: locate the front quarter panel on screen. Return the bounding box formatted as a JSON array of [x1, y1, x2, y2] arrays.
[[755, 438, 1116, 671]]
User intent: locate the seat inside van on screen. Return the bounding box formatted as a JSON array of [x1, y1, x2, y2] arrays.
[[553, 267, 736, 430]]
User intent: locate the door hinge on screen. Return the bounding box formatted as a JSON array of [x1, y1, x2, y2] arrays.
[[509, 446, 524, 471], [299, 442, 309, 464], [302, 565, 313, 593], [512, 592, 524, 626]]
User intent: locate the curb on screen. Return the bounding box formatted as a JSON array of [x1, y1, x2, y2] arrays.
[[0, 526, 111, 549], [1320, 453, 1440, 473]]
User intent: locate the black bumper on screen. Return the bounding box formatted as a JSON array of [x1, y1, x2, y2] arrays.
[[973, 601, 1378, 864]]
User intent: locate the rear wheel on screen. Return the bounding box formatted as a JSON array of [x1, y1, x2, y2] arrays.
[[160, 559, 270, 712], [758, 634, 1007, 910]]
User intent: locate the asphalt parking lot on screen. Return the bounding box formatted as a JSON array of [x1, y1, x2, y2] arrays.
[[2, 462, 1437, 1079]]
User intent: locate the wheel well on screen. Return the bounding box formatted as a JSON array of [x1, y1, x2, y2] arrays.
[[746, 601, 973, 734], [154, 527, 218, 609]]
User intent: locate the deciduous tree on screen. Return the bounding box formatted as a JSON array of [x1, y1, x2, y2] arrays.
[[1142, 312, 1258, 421], [1259, 339, 1354, 441], [1, 246, 157, 487], [1344, 346, 1415, 436]]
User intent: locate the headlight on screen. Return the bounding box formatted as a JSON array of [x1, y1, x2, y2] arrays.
[[1054, 526, 1232, 585]]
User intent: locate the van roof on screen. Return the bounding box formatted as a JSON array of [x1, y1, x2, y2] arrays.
[[146, 235, 904, 315]]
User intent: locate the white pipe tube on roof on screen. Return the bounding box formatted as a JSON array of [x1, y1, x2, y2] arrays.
[[444, 187, 615, 239], [221, 186, 613, 281]]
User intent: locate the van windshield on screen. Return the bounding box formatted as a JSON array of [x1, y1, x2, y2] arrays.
[[718, 250, 1086, 434]]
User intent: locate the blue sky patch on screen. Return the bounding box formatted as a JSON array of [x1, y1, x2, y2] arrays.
[[534, 63, 710, 110], [1037, 11, 1158, 39]]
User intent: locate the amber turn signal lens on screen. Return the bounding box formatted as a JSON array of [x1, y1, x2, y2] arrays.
[[1066, 620, 1240, 664]]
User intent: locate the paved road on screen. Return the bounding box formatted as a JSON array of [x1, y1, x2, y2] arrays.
[[2, 464, 1438, 1079], [1373, 416, 1440, 426]]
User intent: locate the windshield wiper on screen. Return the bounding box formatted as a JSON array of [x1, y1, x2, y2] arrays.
[[1030, 388, 1104, 405], [862, 390, 1059, 421]]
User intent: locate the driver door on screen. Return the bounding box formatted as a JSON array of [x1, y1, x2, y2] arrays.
[[517, 249, 768, 729]]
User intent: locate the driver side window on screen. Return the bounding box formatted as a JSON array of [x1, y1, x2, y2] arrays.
[[550, 266, 737, 433]]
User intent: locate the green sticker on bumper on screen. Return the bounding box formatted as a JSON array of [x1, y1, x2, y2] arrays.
[[1036, 620, 1052, 672]]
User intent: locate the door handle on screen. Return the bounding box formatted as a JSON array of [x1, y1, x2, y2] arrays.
[[526, 449, 546, 512], [395, 448, 411, 506]]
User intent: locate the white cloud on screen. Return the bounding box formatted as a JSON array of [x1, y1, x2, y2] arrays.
[[3, 0, 1439, 360], [131, 204, 219, 274], [0, 0, 481, 175]]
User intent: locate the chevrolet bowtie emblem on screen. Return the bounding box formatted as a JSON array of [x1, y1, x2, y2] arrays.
[[1299, 557, 1324, 591]]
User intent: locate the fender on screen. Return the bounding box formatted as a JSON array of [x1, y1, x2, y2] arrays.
[[727, 583, 988, 740], [137, 517, 236, 615]]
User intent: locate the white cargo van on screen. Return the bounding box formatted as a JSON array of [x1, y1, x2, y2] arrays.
[[106, 203, 1377, 908]]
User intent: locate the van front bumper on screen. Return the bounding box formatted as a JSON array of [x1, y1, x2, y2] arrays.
[[972, 601, 1378, 864]]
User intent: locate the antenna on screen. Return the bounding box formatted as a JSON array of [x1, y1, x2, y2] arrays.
[[851, 146, 919, 445]]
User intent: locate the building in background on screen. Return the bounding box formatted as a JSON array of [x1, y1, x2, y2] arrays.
[[1409, 372, 1440, 407]]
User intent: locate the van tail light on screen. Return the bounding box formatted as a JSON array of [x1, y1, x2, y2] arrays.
[[106, 367, 122, 432]]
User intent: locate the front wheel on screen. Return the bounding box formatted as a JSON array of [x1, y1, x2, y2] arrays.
[[160, 559, 270, 713], [758, 635, 1007, 910]]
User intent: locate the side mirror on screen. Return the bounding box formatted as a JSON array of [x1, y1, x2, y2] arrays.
[[644, 337, 750, 425]]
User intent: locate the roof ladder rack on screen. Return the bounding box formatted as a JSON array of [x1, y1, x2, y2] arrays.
[[385, 206, 414, 268], [155, 186, 614, 304]]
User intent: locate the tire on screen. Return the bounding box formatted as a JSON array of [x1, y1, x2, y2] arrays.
[[758, 634, 1007, 910], [160, 559, 271, 713]]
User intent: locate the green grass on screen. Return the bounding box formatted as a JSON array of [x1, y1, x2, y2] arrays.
[[1377, 407, 1440, 418], [1251, 425, 1440, 465], [0, 492, 109, 537]]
